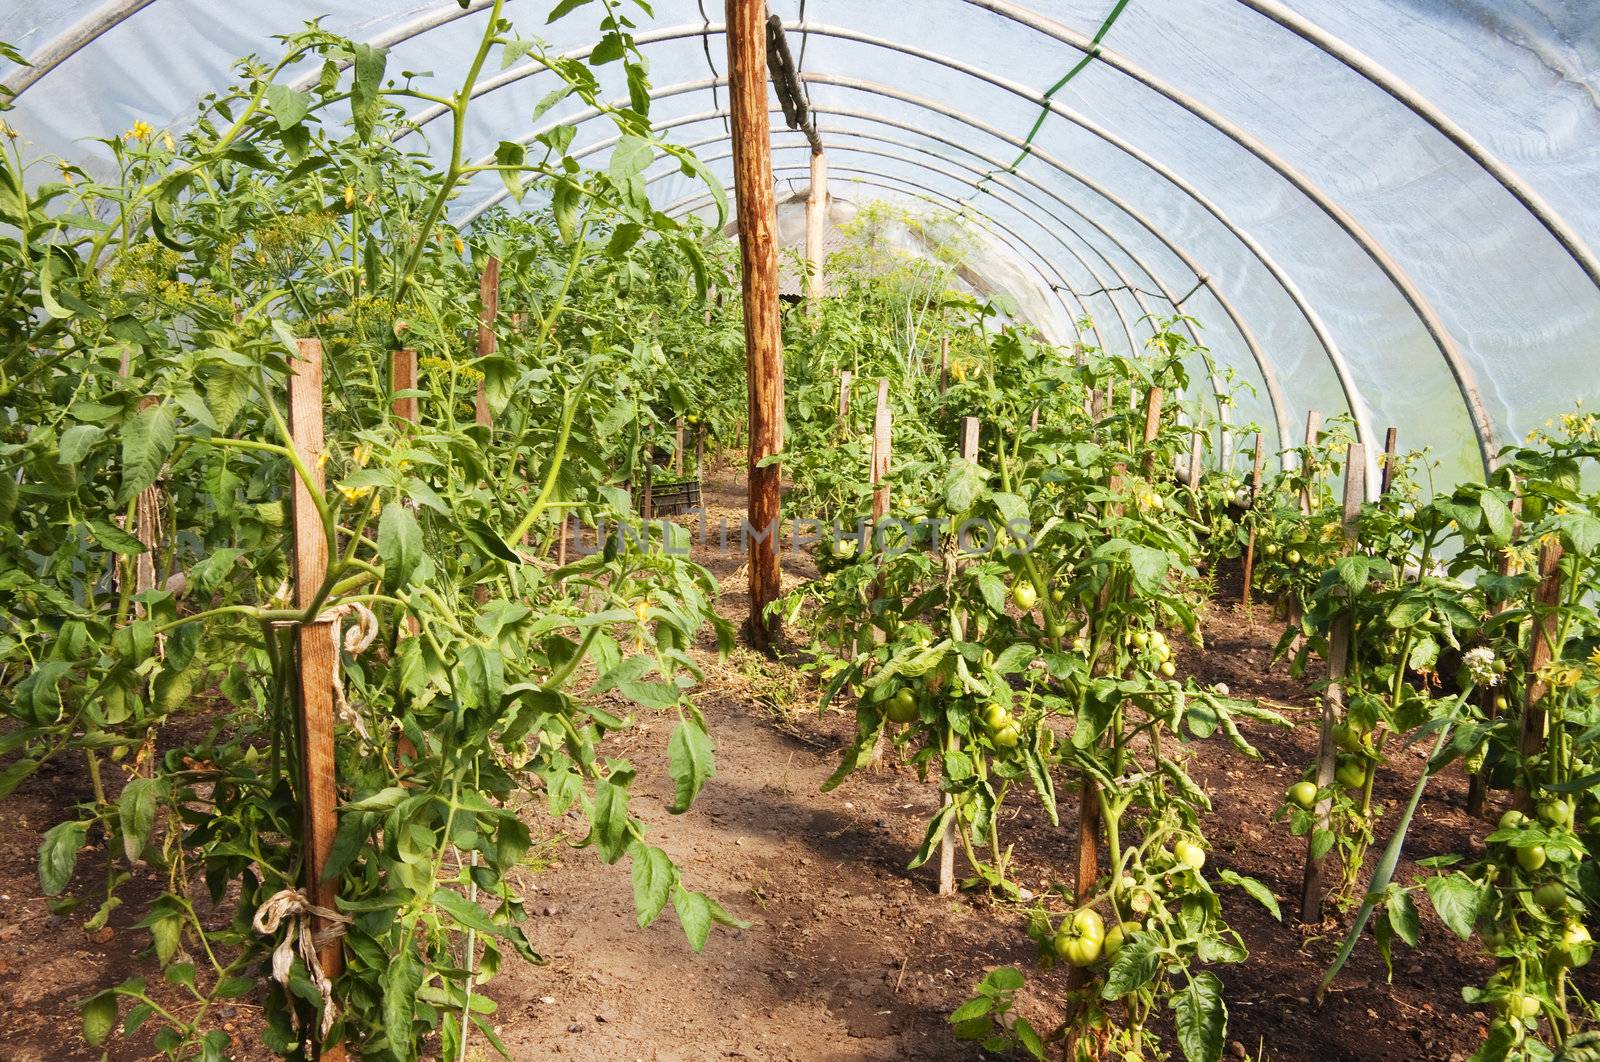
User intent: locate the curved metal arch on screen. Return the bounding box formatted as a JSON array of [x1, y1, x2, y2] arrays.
[[463, 73, 1292, 455], [1232, 0, 1600, 293], [958, 3, 1496, 472]]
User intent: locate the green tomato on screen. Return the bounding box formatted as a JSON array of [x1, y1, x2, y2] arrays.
[[1505, 991, 1541, 1020], [1102, 921, 1138, 958], [1560, 923, 1593, 967], [1011, 581, 1039, 611], [1500, 809, 1528, 831], [993, 722, 1021, 749], [1534, 882, 1567, 909], [1334, 723, 1370, 755], [1130, 630, 1150, 649], [1336, 758, 1367, 790], [1537, 800, 1573, 828], [1071, 636, 1089, 654], [1287, 781, 1318, 810], [1286, 549, 1302, 565], [1493, 694, 1510, 713], [1051, 588, 1066, 604], [1517, 845, 1548, 873], [830, 537, 857, 560], [1158, 660, 1177, 679], [1071, 908, 1105, 942], [886, 688, 919, 724], [1264, 543, 1280, 557], [1052, 909, 1106, 968], [982, 703, 1011, 731], [1174, 839, 1206, 871]]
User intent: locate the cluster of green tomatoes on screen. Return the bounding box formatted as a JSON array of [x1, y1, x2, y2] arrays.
[[879, 686, 1024, 750], [1045, 840, 1208, 970]]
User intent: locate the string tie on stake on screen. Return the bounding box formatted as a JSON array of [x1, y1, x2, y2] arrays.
[[252, 887, 351, 1037]]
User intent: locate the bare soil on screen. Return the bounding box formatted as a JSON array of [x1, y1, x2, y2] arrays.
[[3, 458, 1591, 1061]]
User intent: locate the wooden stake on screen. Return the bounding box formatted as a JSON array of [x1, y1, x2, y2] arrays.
[[805, 150, 827, 314], [727, 0, 784, 649], [674, 417, 686, 477], [475, 256, 498, 428], [391, 348, 418, 425], [1298, 410, 1321, 514], [1515, 540, 1565, 812], [838, 370, 852, 426], [960, 416, 980, 463], [1380, 427, 1399, 495], [696, 423, 706, 480], [870, 378, 891, 525], [1299, 442, 1365, 923], [1139, 386, 1164, 477], [939, 332, 949, 393], [1241, 433, 1266, 610], [1186, 428, 1204, 491], [287, 340, 344, 1053]]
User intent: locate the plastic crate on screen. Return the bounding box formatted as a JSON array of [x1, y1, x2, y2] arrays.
[[641, 479, 702, 516]]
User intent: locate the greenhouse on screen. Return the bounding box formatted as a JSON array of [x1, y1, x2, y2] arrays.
[[1, 0, 1598, 1059]]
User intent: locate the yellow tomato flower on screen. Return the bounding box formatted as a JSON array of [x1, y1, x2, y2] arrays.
[[161, 131, 175, 152], [126, 120, 153, 142], [343, 185, 356, 209]]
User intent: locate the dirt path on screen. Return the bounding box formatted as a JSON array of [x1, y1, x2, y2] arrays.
[[3, 457, 1579, 1060]]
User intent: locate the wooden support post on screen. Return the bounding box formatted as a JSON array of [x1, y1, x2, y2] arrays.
[[1029, 406, 1040, 432], [939, 332, 949, 393], [870, 378, 891, 527], [696, 423, 707, 480], [475, 256, 498, 428], [1380, 427, 1399, 495], [805, 150, 827, 314], [674, 417, 686, 477], [132, 394, 163, 608], [1298, 410, 1321, 514], [1469, 486, 1520, 817], [287, 340, 344, 1053], [1515, 540, 1566, 812], [391, 348, 418, 425], [1299, 442, 1365, 924], [1186, 428, 1204, 491], [1241, 433, 1266, 610], [961, 416, 980, 463], [727, 0, 784, 648], [1139, 386, 1164, 477], [838, 370, 852, 428]]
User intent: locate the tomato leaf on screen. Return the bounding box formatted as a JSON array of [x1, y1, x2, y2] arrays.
[[377, 502, 423, 590], [117, 777, 162, 863], [629, 842, 675, 927], [1423, 872, 1489, 940], [1171, 970, 1227, 1062], [119, 402, 175, 502], [1218, 868, 1281, 922], [81, 990, 118, 1048], [666, 718, 714, 813], [39, 818, 88, 895]]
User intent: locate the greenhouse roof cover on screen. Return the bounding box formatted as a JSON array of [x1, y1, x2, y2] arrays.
[[4, 0, 1598, 487]]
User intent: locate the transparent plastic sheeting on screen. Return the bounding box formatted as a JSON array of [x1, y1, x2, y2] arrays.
[[5, 1, 1599, 485]]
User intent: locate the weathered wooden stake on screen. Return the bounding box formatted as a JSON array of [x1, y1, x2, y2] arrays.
[[937, 416, 982, 896], [838, 370, 852, 427], [1241, 433, 1266, 610], [870, 378, 891, 526], [727, 0, 784, 648], [805, 149, 827, 314], [1515, 540, 1566, 812], [1380, 427, 1399, 495], [475, 256, 498, 429], [674, 417, 686, 477], [939, 332, 949, 393], [287, 340, 344, 1052], [1186, 428, 1204, 491], [1299, 442, 1365, 924], [1139, 386, 1164, 477], [1298, 410, 1321, 514]]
